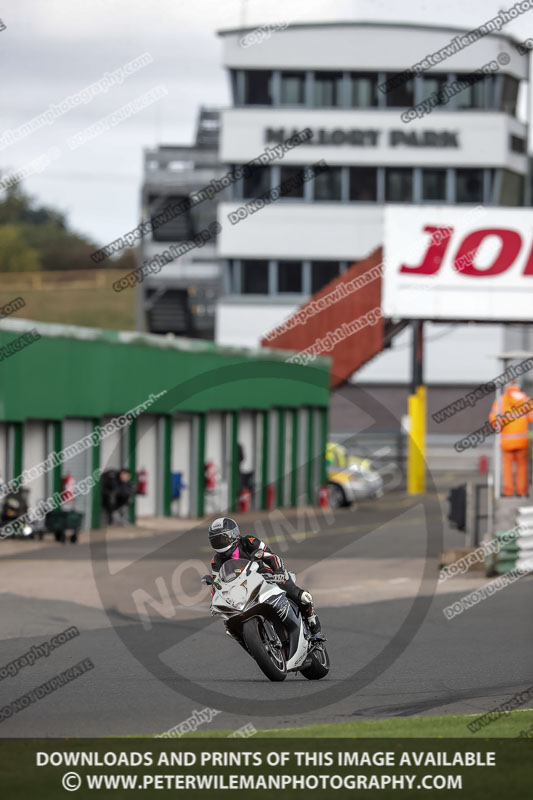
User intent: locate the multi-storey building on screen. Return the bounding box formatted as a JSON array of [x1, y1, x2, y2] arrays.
[[215, 21, 529, 357], [138, 107, 225, 339]]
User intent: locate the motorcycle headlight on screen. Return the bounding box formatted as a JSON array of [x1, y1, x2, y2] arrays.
[[228, 585, 247, 609]]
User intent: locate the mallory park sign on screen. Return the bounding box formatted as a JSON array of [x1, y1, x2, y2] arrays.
[[265, 127, 459, 148]]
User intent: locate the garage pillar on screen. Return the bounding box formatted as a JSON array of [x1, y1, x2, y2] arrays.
[[276, 409, 285, 507], [290, 409, 299, 507], [91, 418, 101, 529], [52, 421, 62, 504], [127, 419, 137, 524], [306, 408, 314, 505], [196, 413, 206, 518], [163, 416, 172, 517], [260, 411, 269, 510], [319, 407, 328, 488], [229, 411, 239, 512]]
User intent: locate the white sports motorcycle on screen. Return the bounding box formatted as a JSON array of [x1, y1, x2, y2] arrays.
[[203, 557, 329, 682]]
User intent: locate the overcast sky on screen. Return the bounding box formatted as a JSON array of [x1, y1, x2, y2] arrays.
[[1, 0, 531, 246]]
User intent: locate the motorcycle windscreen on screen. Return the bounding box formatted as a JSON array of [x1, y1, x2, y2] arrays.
[[219, 558, 250, 583]]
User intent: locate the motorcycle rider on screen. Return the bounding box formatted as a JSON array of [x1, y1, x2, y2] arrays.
[[207, 517, 322, 636]]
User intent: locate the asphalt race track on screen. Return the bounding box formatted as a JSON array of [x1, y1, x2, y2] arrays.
[[1, 483, 532, 737]]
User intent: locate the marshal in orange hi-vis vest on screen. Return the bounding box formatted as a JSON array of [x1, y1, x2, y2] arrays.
[[489, 384, 533, 496]]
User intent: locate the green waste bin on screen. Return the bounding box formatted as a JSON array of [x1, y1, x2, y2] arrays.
[[43, 510, 84, 544]]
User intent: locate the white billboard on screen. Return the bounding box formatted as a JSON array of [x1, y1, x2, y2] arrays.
[[383, 206, 533, 322]]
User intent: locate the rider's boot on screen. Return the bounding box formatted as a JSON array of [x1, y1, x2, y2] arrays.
[[299, 590, 322, 636]]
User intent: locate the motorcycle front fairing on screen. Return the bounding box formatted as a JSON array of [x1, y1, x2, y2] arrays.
[[211, 559, 304, 664]]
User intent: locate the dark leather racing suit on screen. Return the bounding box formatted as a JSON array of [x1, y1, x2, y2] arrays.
[[210, 535, 319, 631]]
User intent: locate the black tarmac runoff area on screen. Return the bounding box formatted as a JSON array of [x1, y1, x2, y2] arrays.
[[1, 478, 532, 737]]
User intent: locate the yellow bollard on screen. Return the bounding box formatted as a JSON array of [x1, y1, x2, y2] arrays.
[[407, 385, 427, 494]]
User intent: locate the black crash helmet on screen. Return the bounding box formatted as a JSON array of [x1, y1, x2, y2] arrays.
[[208, 517, 241, 553]]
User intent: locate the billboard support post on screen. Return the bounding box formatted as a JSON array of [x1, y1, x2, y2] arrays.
[[407, 321, 426, 494]]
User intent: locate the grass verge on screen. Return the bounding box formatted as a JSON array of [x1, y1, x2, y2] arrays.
[[176, 709, 533, 738]]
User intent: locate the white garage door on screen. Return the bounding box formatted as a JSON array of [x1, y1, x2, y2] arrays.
[[205, 412, 225, 514], [171, 415, 192, 517], [0, 423, 7, 488], [100, 415, 126, 471], [22, 421, 47, 509], [136, 414, 158, 517], [62, 419, 93, 529]]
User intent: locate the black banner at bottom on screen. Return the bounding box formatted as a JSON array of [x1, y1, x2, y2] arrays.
[[1, 738, 531, 799]]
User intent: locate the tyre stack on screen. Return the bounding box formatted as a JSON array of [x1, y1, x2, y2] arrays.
[[515, 506, 533, 572], [491, 528, 520, 575]]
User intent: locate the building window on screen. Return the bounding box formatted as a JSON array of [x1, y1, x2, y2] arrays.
[[384, 72, 414, 106], [226, 261, 235, 294], [420, 73, 448, 107], [349, 167, 377, 201], [230, 70, 239, 105], [278, 261, 303, 293], [455, 73, 486, 108], [501, 75, 519, 114], [311, 261, 340, 293], [313, 71, 343, 107], [314, 166, 342, 200], [498, 170, 524, 206], [243, 70, 272, 105], [510, 135, 526, 154], [422, 169, 447, 202], [385, 168, 413, 202], [242, 165, 270, 198], [349, 72, 377, 107], [279, 166, 305, 198], [149, 194, 193, 241], [242, 260, 269, 294], [280, 71, 306, 105], [456, 169, 484, 203]]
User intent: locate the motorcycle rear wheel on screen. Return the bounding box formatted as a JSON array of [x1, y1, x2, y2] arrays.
[[242, 618, 287, 682]]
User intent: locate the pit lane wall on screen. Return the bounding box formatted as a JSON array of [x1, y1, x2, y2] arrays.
[[0, 319, 329, 528]]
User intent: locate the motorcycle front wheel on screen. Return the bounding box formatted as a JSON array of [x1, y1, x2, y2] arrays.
[[300, 644, 330, 680], [242, 618, 287, 681]]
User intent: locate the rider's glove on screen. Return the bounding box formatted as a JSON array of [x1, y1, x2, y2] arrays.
[[300, 590, 313, 604], [267, 573, 286, 584]]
